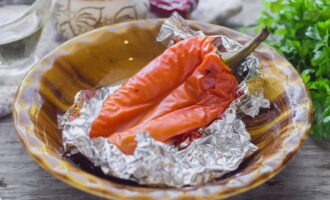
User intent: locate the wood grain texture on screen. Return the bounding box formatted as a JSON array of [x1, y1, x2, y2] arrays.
[[1, 115, 330, 200]]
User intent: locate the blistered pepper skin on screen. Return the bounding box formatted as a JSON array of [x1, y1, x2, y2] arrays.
[[108, 53, 238, 154], [90, 36, 217, 138]]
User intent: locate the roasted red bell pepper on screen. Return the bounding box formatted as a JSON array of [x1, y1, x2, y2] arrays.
[[90, 36, 217, 138], [89, 28, 269, 155], [108, 53, 238, 154], [149, 0, 199, 18]]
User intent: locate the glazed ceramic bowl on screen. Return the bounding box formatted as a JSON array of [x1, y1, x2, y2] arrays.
[[13, 19, 312, 199]]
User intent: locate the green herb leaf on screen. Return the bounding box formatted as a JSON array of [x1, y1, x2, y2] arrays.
[[257, 0, 330, 140]]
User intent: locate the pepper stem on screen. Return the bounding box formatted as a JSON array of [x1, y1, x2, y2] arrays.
[[221, 27, 269, 74]]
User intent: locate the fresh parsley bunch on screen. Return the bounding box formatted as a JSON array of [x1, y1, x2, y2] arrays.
[[257, 0, 330, 139]]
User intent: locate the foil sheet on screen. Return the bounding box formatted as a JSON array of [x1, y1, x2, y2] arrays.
[[60, 13, 270, 187]]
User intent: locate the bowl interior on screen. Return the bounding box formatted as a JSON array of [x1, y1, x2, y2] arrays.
[[13, 19, 312, 200]]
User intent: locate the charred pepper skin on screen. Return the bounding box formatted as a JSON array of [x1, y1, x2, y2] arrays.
[[108, 53, 238, 154], [90, 28, 269, 155], [90, 36, 217, 138]]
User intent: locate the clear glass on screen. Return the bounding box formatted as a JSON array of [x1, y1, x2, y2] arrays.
[[0, 0, 51, 117]]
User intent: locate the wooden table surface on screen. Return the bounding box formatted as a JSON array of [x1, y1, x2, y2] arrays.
[[1, 0, 330, 199], [1, 115, 330, 200]]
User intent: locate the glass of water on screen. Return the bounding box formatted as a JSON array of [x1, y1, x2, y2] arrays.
[[0, 0, 51, 117]]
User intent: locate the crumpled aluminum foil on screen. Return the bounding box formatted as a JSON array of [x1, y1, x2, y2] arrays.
[[60, 13, 270, 188]]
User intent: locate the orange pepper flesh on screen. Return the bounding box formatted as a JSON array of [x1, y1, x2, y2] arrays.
[[108, 53, 238, 154], [137, 53, 238, 123], [89, 36, 238, 155], [90, 36, 217, 138]]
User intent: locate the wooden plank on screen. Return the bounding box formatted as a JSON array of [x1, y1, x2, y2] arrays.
[[0, 116, 103, 200], [1, 115, 330, 200]]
